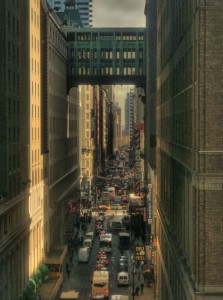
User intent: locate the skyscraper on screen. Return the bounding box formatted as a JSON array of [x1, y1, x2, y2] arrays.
[[75, 0, 92, 27], [49, 0, 92, 27], [153, 0, 223, 299]]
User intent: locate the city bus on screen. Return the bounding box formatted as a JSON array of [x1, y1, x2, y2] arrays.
[[92, 270, 109, 300], [99, 233, 112, 253]]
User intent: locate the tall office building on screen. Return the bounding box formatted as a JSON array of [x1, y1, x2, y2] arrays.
[[154, 0, 223, 299], [79, 85, 95, 193], [0, 1, 30, 298], [0, 1, 80, 298], [113, 103, 122, 152], [49, 0, 92, 27], [76, 0, 93, 27]]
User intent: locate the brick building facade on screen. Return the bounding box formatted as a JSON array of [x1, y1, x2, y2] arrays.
[[156, 0, 223, 299]]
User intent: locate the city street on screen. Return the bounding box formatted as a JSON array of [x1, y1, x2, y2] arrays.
[[61, 210, 155, 300]]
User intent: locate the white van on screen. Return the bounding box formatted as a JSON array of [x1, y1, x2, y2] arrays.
[[78, 247, 90, 263], [83, 238, 92, 249], [117, 272, 129, 286], [85, 231, 94, 241]]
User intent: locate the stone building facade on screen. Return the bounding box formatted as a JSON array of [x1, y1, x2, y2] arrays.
[[0, 0, 80, 298], [156, 0, 223, 299]]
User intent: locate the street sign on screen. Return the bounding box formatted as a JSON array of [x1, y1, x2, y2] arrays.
[[135, 245, 145, 261]]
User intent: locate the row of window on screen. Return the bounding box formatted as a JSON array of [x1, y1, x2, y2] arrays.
[[31, 36, 40, 55], [31, 58, 40, 75], [7, 11, 19, 37], [31, 166, 42, 187], [49, 25, 67, 57], [31, 127, 40, 141], [77, 66, 142, 76], [32, 149, 40, 164], [31, 81, 40, 98], [76, 33, 144, 41], [8, 127, 19, 143], [75, 49, 143, 60], [31, 7, 40, 29], [32, 104, 40, 118], [0, 201, 25, 240], [8, 70, 19, 90], [8, 153, 20, 171]]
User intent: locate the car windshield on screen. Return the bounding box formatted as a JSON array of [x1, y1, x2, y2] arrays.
[[94, 282, 106, 287]]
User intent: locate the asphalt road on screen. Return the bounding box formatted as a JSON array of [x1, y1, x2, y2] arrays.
[[67, 212, 133, 299]]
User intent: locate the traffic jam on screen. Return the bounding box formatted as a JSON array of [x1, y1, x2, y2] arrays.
[[67, 148, 152, 300]]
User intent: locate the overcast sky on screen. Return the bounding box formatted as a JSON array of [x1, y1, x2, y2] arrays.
[[93, 0, 146, 123], [93, 0, 146, 28]]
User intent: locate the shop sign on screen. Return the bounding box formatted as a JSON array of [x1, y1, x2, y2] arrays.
[[147, 184, 152, 224], [135, 245, 145, 261]]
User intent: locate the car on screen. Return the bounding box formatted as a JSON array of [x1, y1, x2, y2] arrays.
[[110, 203, 122, 210], [98, 205, 110, 211], [97, 251, 107, 259], [95, 220, 104, 226], [97, 258, 109, 265], [120, 256, 128, 261], [95, 263, 105, 270], [121, 196, 128, 203], [98, 230, 107, 237], [117, 264, 128, 273], [99, 267, 108, 272], [119, 259, 128, 266], [95, 226, 104, 233], [117, 189, 124, 195], [96, 216, 104, 222]]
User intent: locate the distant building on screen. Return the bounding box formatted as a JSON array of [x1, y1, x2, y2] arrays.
[[113, 103, 122, 152], [49, 0, 93, 27]]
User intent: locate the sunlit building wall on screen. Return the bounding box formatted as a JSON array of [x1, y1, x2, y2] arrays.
[[28, 0, 45, 278], [79, 85, 95, 192]]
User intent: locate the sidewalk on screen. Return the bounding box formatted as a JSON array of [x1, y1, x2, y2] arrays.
[[61, 219, 95, 292], [130, 282, 155, 300]]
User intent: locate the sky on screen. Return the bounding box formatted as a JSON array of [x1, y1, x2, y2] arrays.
[[93, 0, 146, 123], [93, 0, 146, 28]]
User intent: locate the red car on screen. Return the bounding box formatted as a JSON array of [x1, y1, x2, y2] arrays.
[[121, 196, 129, 203], [95, 263, 105, 270], [97, 251, 107, 259], [97, 258, 109, 265], [117, 189, 123, 195]]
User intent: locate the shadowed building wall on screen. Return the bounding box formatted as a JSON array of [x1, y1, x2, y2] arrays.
[[156, 0, 223, 299]]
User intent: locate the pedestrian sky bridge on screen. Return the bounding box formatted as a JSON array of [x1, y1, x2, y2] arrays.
[[67, 27, 146, 88]]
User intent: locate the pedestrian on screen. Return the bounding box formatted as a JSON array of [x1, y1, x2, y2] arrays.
[[135, 286, 140, 296], [140, 282, 144, 294], [67, 268, 70, 278]]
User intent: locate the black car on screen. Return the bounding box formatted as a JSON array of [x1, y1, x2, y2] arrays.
[[119, 258, 129, 266], [117, 264, 128, 273]]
